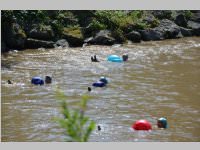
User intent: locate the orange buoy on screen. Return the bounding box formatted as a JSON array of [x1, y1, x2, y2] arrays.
[[132, 120, 152, 131]]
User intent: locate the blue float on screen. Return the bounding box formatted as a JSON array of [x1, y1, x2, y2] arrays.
[[107, 55, 123, 62], [92, 81, 106, 87], [31, 77, 44, 85]]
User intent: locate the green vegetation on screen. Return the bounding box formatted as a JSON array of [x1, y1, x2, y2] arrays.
[[63, 26, 83, 39], [84, 10, 149, 40], [55, 89, 95, 142], [93, 10, 147, 30], [184, 10, 193, 20], [1, 10, 196, 50], [88, 19, 107, 32]]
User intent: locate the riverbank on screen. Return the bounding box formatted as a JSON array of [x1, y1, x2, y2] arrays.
[[1, 10, 200, 53]]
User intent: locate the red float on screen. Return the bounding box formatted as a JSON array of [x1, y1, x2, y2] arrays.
[[132, 120, 152, 131]]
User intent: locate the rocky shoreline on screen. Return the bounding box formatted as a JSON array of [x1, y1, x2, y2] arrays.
[[1, 10, 200, 53]]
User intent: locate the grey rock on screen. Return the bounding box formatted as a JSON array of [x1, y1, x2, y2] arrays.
[[187, 21, 200, 29], [26, 38, 55, 49], [54, 39, 69, 48], [152, 10, 173, 20], [84, 37, 93, 43], [139, 29, 164, 41], [85, 30, 115, 45], [28, 25, 55, 41], [157, 19, 181, 39], [190, 10, 200, 22], [126, 31, 141, 42], [175, 14, 188, 27], [139, 19, 182, 41], [1, 41, 8, 53], [4, 23, 26, 49], [180, 27, 193, 37], [187, 21, 200, 36]]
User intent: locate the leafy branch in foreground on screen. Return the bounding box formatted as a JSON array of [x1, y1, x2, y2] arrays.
[[55, 89, 95, 142]]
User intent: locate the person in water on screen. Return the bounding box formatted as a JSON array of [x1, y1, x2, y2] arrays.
[[7, 80, 12, 84], [91, 55, 99, 62], [45, 76, 52, 84], [122, 54, 128, 61], [157, 117, 168, 129], [88, 87, 92, 92], [32, 76, 52, 85], [97, 125, 101, 131]]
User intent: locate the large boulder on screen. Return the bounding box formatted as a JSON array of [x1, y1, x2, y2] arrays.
[[1, 41, 8, 53], [158, 19, 182, 39], [180, 27, 193, 37], [175, 14, 188, 27], [152, 10, 173, 20], [84, 30, 115, 45], [126, 31, 141, 42], [187, 21, 200, 36], [139, 29, 164, 41], [139, 19, 182, 41], [190, 10, 200, 22], [62, 27, 84, 47], [4, 23, 27, 49], [143, 14, 160, 28], [54, 39, 69, 48], [28, 25, 55, 41], [25, 38, 55, 49]]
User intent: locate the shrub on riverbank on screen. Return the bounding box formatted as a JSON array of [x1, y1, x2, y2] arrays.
[[1, 10, 199, 52]]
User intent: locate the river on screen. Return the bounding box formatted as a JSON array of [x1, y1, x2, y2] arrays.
[[1, 37, 200, 142]]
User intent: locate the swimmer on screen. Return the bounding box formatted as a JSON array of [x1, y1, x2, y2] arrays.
[[97, 125, 101, 131], [91, 55, 99, 62], [7, 80, 12, 84], [88, 87, 92, 92], [122, 53, 128, 61], [99, 76, 108, 84], [157, 117, 168, 129], [45, 76, 52, 84], [107, 54, 128, 62], [92, 77, 108, 87]]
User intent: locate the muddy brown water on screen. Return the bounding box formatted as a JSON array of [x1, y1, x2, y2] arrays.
[[1, 37, 200, 142]]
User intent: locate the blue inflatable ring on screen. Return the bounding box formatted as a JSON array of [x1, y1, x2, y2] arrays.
[[92, 81, 106, 87], [107, 55, 123, 62], [31, 77, 44, 85]]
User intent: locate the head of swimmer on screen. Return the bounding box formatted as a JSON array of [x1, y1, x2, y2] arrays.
[[122, 54, 128, 61], [157, 119, 167, 129], [45, 76, 52, 84]]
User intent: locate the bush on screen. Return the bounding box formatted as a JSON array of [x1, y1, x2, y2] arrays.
[[149, 18, 160, 28], [56, 11, 78, 26], [88, 19, 107, 31], [84, 19, 107, 37], [92, 11, 148, 34], [51, 20, 64, 36], [112, 28, 126, 43], [94, 10, 119, 30], [63, 26, 83, 39], [1, 10, 14, 24], [55, 89, 96, 142], [184, 10, 193, 20]]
